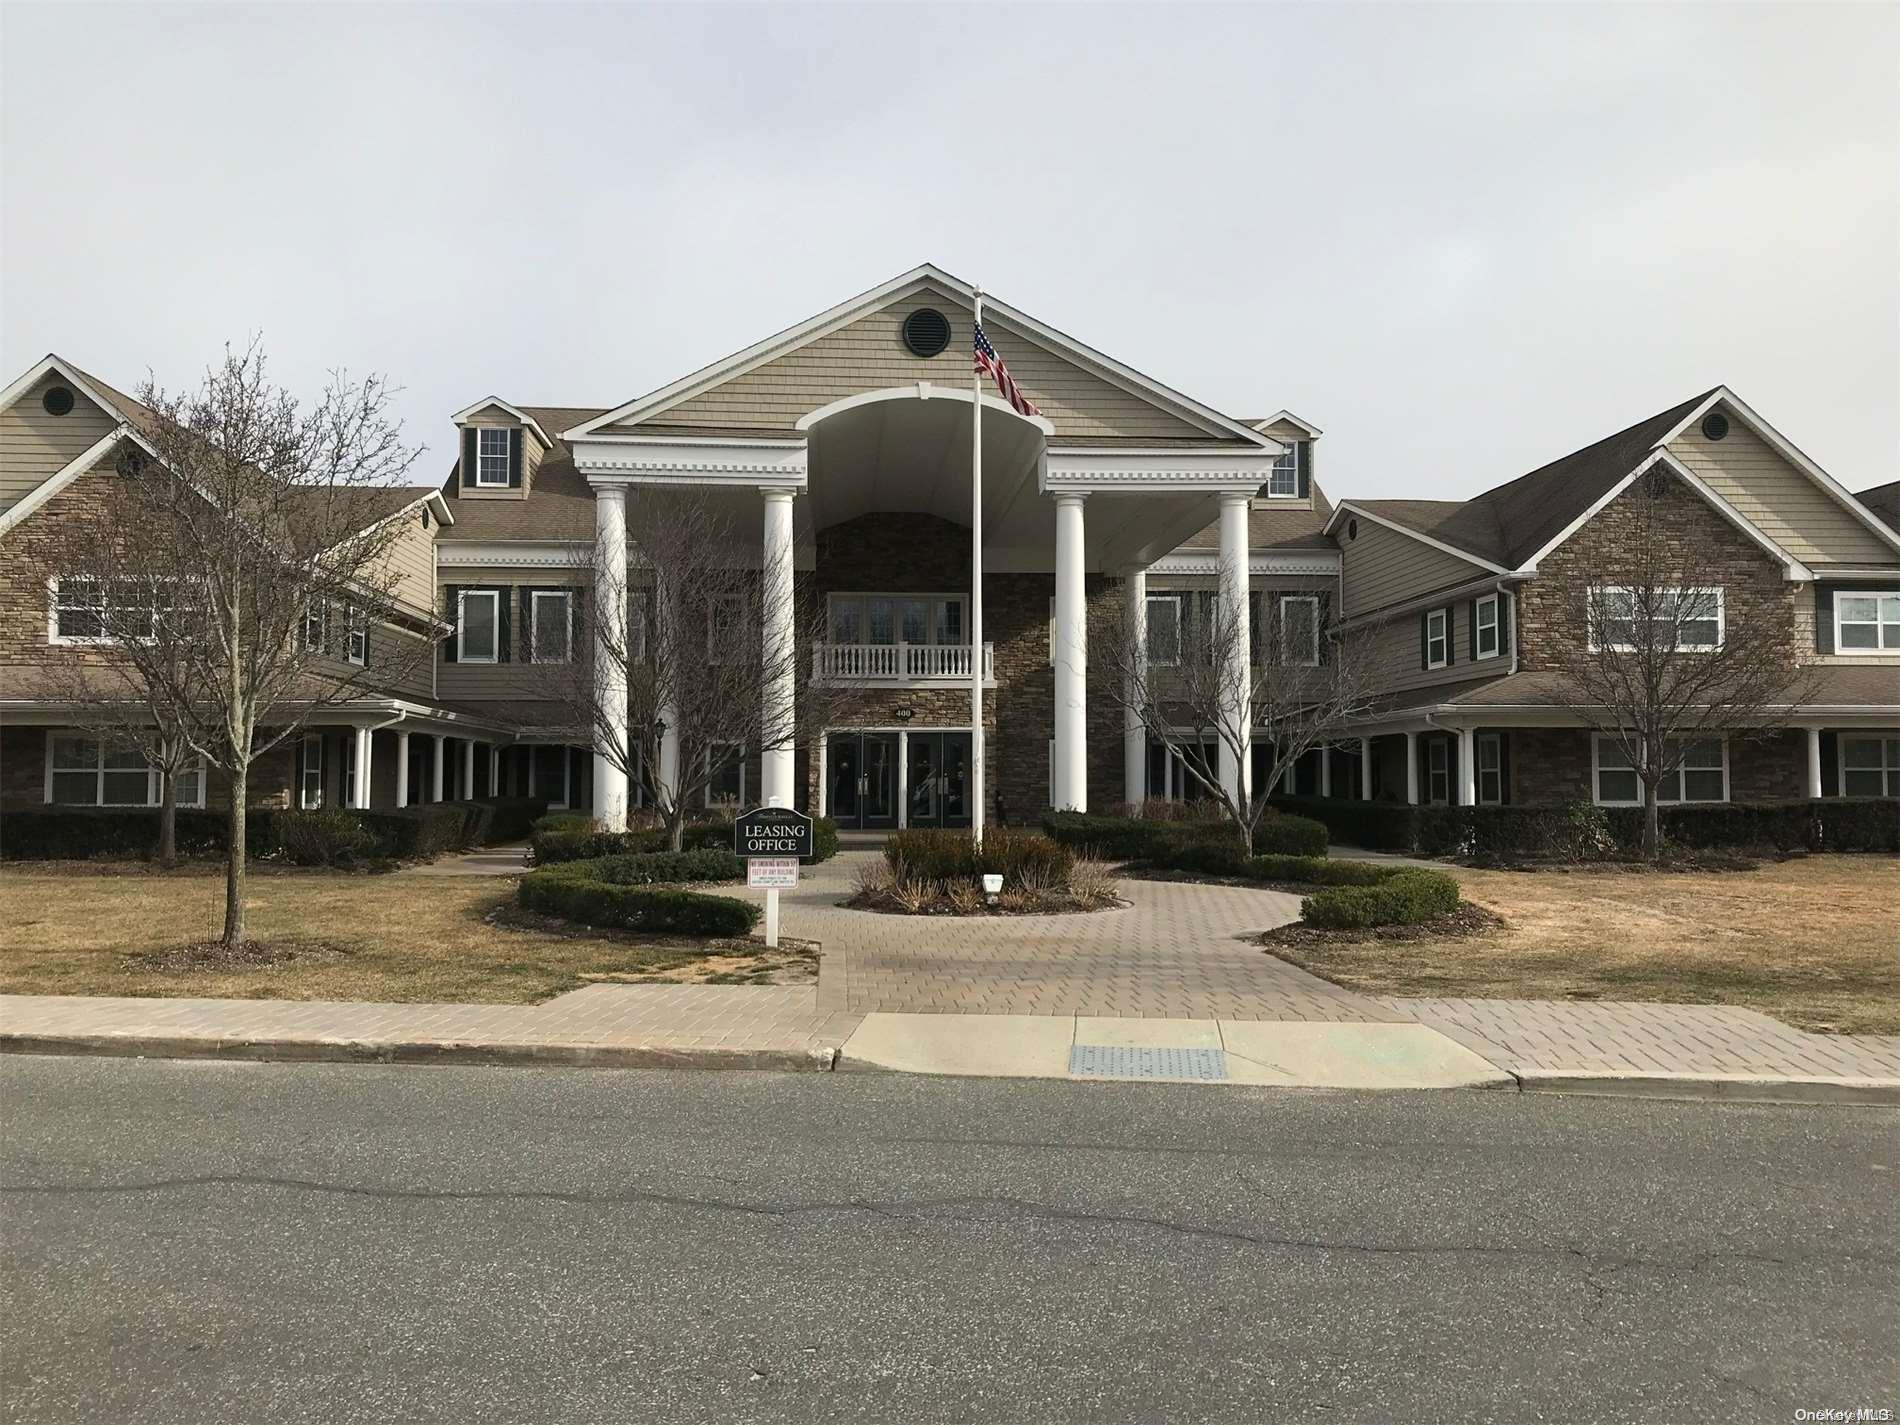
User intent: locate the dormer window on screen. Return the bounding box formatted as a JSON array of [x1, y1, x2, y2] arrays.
[[476, 429, 512, 487], [1268, 447, 1298, 498]]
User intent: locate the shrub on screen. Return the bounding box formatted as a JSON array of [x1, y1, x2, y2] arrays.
[[354, 803, 475, 859], [885, 827, 1074, 889], [273, 808, 376, 866], [1815, 797, 1900, 853], [1300, 868, 1462, 929], [1252, 855, 1399, 887], [518, 864, 759, 936], [580, 848, 745, 885], [530, 816, 839, 867], [1252, 813, 1329, 857], [532, 811, 595, 836], [1045, 809, 1327, 864], [476, 797, 551, 844], [1042, 812, 1180, 862], [0, 807, 279, 861], [1269, 796, 1419, 852]]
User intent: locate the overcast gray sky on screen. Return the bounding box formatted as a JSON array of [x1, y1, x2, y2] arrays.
[[4, 2, 1896, 499]]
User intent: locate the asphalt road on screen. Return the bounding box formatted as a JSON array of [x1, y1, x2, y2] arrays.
[[1, 1058, 1894, 1425]]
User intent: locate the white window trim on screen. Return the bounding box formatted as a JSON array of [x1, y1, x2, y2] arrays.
[[1267, 447, 1298, 499], [43, 731, 207, 809], [704, 743, 747, 809], [1279, 595, 1320, 667], [302, 600, 329, 656], [1591, 734, 1730, 806], [1589, 586, 1726, 654], [1833, 591, 1900, 656], [530, 589, 574, 664], [475, 427, 512, 487], [826, 592, 970, 648], [1474, 593, 1501, 662], [1426, 736, 1450, 804], [457, 588, 500, 664], [301, 732, 324, 809], [46, 575, 112, 647], [344, 605, 367, 666], [1146, 592, 1184, 668], [1476, 731, 1503, 805], [1840, 736, 1900, 797], [1425, 607, 1450, 670]]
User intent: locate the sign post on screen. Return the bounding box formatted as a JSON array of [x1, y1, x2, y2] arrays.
[[736, 806, 814, 949]]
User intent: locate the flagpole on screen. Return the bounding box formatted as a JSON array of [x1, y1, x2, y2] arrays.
[[970, 288, 985, 844]]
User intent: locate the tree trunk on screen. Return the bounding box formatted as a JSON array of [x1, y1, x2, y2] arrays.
[[223, 765, 248, 948], [666, 803, 686, 852], [157, 767, 177, 869], [1642, 780, 1662, 862]]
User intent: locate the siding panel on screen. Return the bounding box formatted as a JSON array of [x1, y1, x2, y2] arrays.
[[0, 376, 118, 514], [1340, 518, 1488, 617], [1670, 420, 1895, 566]]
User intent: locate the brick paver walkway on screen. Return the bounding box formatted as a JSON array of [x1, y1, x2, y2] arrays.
[[1397, 997, 1900, 1083], [734, 852, 1391, 1021]]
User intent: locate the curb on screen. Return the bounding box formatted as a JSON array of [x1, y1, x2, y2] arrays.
[[0, 1033, 839, 1073], [1512, 1069, 1900, 1106]]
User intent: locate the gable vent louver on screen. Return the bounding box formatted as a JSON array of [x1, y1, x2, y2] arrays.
[[902, 308, 952, 359]]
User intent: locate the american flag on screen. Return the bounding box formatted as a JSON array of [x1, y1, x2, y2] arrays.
[[974, 321, 1041, 419]]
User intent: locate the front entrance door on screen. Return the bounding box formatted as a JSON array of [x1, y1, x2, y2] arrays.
[[906, 732, 972, 828], [828, 732, 900, 829]]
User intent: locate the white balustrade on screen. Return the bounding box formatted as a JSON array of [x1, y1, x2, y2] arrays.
[[811, 642, 994, 685]]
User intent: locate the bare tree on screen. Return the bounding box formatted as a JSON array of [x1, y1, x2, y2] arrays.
[[538, 491, 851, 849], [1539, 468, 1815, 858], [1099, 562, 1380, 853], [56, 343, 426, 948]]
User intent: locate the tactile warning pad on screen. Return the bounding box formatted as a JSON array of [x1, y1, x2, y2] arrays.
[[1067, 1044, 1229, 1081]]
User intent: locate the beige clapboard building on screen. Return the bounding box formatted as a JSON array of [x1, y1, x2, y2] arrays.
[[2, 264, 1897, 822]]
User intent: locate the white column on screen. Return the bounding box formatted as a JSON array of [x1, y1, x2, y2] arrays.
[[896, 728, 909, 828], [462, 740, 476, 801], [394, 730, 410, 808], [1319, 743, 1332, 798], [1404, 730, 1420, 805], [760, 488, 797, 809], [430, 734, 445, 802], [489, 744, 501, 799], [353, 726, 373, 809], [1216, 492, 1252, 806], [1360, 737, 1374, 801], [1457, 726, 1477, 806], [1052, 493, 1088, 812], [1805, 726, 1823, 799], [593, 485, 630, 831], [1124, 569, 1148, 809], [816, 735, 829, 818]]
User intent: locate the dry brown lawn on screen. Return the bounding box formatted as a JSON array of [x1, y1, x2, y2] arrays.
[[0, 863, 808, 1004], [1267, 854, 1899, 1035]]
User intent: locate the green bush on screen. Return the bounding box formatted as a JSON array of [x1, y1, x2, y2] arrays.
[[354, 803, 474, 859], [1252, 855, 1400, 887], [475, 797, 550, 844], [518, 864, 759, 936], [531, 815, 840, 866], [531, 811, 595, 836], [1042, 812, 1181, 862], [579, 848, 745, 885], [1300, 868, 1463, 929], [1269, 796, 1419, 852], [0, 807, 279, 861], [1814, 797, 1900, 853], [273, 808, 376, 866], [1253, 814, 1329, 857], [885, 827, 1076, 888]]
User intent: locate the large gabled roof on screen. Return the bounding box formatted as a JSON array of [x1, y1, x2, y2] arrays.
[[561, 263, 1277, 448]]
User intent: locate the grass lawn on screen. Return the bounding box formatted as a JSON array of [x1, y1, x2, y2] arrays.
[[0, 863, 806, 1004], [1265, 854, 1899, 1035]]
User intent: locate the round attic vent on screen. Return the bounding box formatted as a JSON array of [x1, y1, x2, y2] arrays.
[[1347, 518, 1359, 541], [1700, 411, 1730, 442], [902, 308, 952, 359], [42, 385, 75, 417]]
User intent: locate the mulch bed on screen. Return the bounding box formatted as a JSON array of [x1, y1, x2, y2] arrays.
[[1254, 901, 1506, 949], [841, 890, 1124, 917]]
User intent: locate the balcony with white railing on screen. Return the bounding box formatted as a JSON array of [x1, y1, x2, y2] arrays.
[[811, 641, 996, 688]]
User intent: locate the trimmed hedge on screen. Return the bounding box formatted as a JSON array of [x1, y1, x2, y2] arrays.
[[885, 827, 1075, 888], [518, 862, 760, 936], [1041, 812, 1182, 862], [0, 807, 281, 861], [532, 816, 840, 867], [274, 808, 376, 866], [477, 797, 551, 844], [579, 848, 745, 885], [1274, 795, 1900, 858], [1301, 868, 1463, 929], [1042, 810, 1329, 867], [1253, 854, 1400, 887]]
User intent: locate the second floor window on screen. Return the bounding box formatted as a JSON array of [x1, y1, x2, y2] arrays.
[[1279, 595, 1320, 667], [345, 606, 368, 666], [1591, 587, 1723, 653], [827, 594, 967, 647], [1268, 447, 1298, 498], [1424, 608, 1449, 669], [302, 601, 328, 655], [476, 428, 511, 487], [1146, 594, 1184, 666], [1474, 593, 1501, 660], [458, 589, 499, 663], [50, 577, 107, 643], [531, 590, 573, 663], [1836, 592, 1900, 653]]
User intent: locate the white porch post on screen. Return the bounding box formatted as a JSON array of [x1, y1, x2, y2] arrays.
[[1457, 726, 1477, 806], [1360, 737, 1374, 801], [1805, 726, 1823, 799], [394, 730, 410, 808], [1216, 492, 1252, 807], [1052, 493, 1088, 811], [593, 485, 630, 831], [816, 735, 829, 818], [489, 744, 501, 798], [896, 728, 909, 828], [353, 726, 373, 809], [1319, 744, 1332, 798], [430, 734, 445, 802], [760, 487, 797, 809], [1404, 730, 1420, 804], [462, 740, 476, 801], [1123, 568, 1148, 809]]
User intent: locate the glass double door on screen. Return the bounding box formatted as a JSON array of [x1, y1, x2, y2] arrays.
[[828, 731, 972, 829]]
